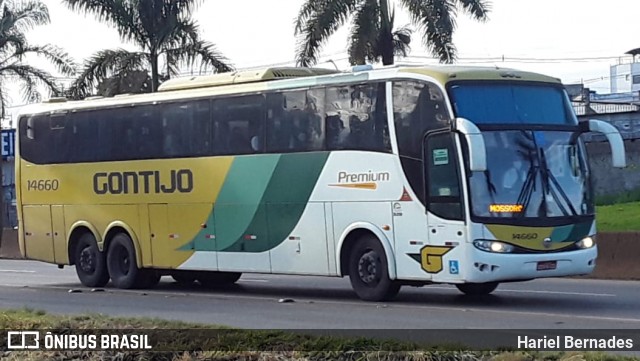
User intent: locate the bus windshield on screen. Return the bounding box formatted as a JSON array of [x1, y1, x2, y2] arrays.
[[449, 83, 578, 126], [468, 130, 594, 220]]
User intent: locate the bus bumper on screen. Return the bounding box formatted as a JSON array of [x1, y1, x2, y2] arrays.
[[462, 246, 597, 283]]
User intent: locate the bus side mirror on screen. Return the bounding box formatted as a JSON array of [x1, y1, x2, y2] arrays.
[[581, 119, 626, 168], [454, 117, 487, 172]]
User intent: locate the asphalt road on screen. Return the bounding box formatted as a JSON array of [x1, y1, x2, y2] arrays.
[[0, 259, 639, 332]]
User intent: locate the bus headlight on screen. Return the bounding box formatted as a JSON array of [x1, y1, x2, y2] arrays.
[[576, 236, 595, 249], [473, 240, 515, 253]]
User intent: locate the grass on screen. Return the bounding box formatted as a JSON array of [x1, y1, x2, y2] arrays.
[[595, 188, 640, 206], [1, 308, 639, 360], [596, 201, 640, 232]]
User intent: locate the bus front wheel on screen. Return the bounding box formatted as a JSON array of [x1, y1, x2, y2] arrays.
[[106, 233, 153, 289], [74, 233, 109, 287], [348, 235, 401, 302], [455, 282, 499, 296]]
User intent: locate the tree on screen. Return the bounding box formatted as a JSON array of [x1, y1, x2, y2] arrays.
[[0, 0, 74, 235], [295, 0, 490, 67], [0, 0, 75, 118], [95, 70, 153, 97], [63, 0, 233, 98]]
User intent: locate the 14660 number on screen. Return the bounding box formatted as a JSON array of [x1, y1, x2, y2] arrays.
[[27, 179, 59, 191]]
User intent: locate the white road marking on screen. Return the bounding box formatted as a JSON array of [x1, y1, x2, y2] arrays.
[[239, 279, 269, 283], [0, 269, 36, 273], [428, 286, 616, 297], [497, 289, 616, 297]]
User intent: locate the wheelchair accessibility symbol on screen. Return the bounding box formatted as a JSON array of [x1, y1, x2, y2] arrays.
[[449, 260, 459, 275]]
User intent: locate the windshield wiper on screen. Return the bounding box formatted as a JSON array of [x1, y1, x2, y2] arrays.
[[539, 149, 579, 217], [516, 162, 538, 217]]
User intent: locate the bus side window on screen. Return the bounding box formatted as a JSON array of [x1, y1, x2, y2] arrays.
[[68, 112, 100, 163], [135, 105, 162, 159], [213, 95, 265, 155], [19, 115, 49, 164], [325, 83, 389, 152], [266, 88, 325, 153], [393, 81, 450, 159], [162, 103, 188, 157]]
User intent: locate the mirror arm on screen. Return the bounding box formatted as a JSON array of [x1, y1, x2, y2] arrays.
[[584, 119, 627, 168]]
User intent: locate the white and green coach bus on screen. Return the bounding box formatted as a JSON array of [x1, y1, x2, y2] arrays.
[[16, 65, 626, 301]]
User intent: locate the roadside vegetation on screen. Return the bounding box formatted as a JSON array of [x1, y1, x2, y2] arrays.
[[1, 309, 638, 361], [595, 187, 640, 232], [596, 201, 640, 232]]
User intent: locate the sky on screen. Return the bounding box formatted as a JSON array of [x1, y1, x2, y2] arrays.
[[4, 0, 640, 125]]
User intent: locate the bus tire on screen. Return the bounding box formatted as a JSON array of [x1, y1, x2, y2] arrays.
[[197, 272, 241, 287], [455, 282, 499, 296], [74, 233, 109, 287], [106, 233, 146, 289], [348, 235, 401, 302], [171, 272, 197, 285]]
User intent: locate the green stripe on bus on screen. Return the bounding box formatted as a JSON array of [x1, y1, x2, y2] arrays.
[[221, 152, 329, 252], [213, 155, 282, 250]]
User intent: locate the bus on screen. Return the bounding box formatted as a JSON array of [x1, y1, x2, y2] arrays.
[[16, 65, 626, 301]]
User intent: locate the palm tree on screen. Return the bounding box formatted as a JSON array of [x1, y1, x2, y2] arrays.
[[295, 0, 490, 67], [63, 0, 233, 98], [348, 3, 412, 66], [0, 0, 75, 118], [0, 0, 74, 234]]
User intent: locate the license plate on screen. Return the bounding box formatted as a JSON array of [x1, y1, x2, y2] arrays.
[[537, 261, 557, 271]]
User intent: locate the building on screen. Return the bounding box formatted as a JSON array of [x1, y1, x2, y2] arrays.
[[1, 129, 16, 227]]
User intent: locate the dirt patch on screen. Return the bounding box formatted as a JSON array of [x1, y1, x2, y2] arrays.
[[0, 228, 21, 259], [589, 231, 640, 280]]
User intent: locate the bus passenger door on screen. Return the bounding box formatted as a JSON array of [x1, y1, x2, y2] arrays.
[[22, 205, 54, 262], [423, 131, 467, 283]]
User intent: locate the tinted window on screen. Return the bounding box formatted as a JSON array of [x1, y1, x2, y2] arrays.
[[160, 100, 211, 158], [19, 115, 49, 162], [393, 81, 450, 159], [19, 82, 395, 165], [212, 95, 265, 155], [266, 88, 325, 152], [325, 83, 390, 152], [449, 83, 578, 125]]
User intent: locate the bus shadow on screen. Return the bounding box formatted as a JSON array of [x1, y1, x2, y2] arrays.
[[149, 278, 612, 315]]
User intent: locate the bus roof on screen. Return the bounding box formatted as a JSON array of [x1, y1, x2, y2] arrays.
[[158, 67, 340, 92], [18, 65, 562, 117], [398, 65, 562, 85]]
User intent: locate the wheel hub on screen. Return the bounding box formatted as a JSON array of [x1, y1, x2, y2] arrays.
[[358, 251, 380, 285], [117, 247, 130, 275], [79, 247, 95, 273]]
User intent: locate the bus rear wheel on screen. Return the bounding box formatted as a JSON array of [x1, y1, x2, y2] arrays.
[[106, 233, 153, 289], [348, 235, 401, 302], [455, 282, 499, 296], [197, 272, 242, 287], [74, 233, 109, 287]]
